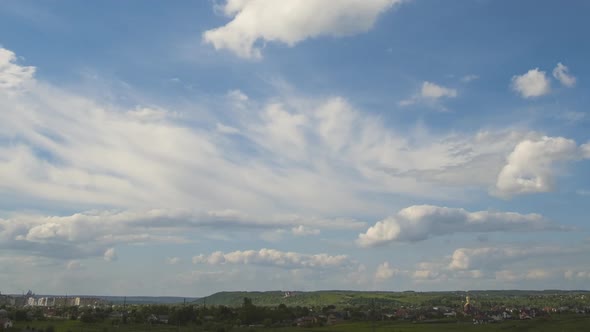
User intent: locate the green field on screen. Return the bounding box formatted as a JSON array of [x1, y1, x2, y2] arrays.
[[9, 315, 590, 332]]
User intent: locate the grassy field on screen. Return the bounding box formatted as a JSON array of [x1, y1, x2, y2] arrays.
[[9, 315, 590, 332]]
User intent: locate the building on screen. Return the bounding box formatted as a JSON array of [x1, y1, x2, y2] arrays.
[[0, 309, 13, 329]]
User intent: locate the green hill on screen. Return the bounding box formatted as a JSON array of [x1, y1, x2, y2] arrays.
[[195, 290, 449, 308], [195, 290, 590, 308]]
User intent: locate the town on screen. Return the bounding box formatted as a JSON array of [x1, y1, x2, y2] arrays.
[[1, 290, 589, 331]]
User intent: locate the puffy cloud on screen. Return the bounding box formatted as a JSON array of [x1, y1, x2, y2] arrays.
[[399, 81, 457, 106], [420, 81, 457, 99], [0, 209, 362, 260], [552, 62, 576, 87], [411, 244, 588, 285], [375, 261, 396, 281], [495, 136, 589, 197], [192, 248, 352, 269], [357, 205, 560, 247], [0, 48, 35, 91], [203, 0, 404, 58], [103, 248, 117, 262], [511, 68, 551, 98]]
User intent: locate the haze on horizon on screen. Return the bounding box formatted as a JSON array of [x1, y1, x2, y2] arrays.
[[0, 0, 589, 297]]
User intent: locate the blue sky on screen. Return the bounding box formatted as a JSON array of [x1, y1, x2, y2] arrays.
[[1, 0, 589, 296]]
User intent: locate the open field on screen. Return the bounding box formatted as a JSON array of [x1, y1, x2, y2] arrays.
[[9, 314, 590, 332]]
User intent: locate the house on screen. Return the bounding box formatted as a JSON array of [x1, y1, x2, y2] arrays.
[[0, 318, 13, 329], [0, 309, 12, 329], [443, 311, 457, 317], [147, 314, 169, 324]]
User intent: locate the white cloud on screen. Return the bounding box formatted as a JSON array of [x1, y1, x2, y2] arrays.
[[192, 248, 352, 269], [420, 81, 457, 99], [103, 248, 117, 262], [0, 48, 560, 218], [226, 89, 249, 101], [66, 260, 83, 270], [291, 225, 320, 236], [0, 48, 35, 91], [511, 68, 551, 98], [2, 46, 587, 268], [0, 209, 363, 260], [460, 74, 479, 83], [166, 257, 181, 265], [410, 244, 588, 285], [495, 136, 589, 197], [495, 269, 554, 282], [375, 261, 396, 281], [216, 122, 240, 134], [581, 142, 590, 158], [357, 205, 560, 247], [552, 62, 576, 87], [399, 81, 457, 106], [203, 0, 404, 58], [448, 246, 574, 271], [564, 270, 590, 280]]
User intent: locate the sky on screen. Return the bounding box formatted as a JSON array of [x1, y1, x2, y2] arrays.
[[1, 0, 590, 297]]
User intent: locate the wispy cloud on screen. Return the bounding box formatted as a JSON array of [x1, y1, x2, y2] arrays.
[[399, 81, 457, 106], [553, 62, 576, 87]]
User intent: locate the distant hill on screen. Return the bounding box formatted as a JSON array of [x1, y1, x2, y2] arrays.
[[196, 290, 590, 308], [196, 290, 438, 307], [100, 296, 199, 304]]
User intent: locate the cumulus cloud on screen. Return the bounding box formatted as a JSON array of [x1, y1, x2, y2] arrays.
[[192, 248, 352, 269], [495, 136, 589, 197], [1, 46, 586, 265], [0, 48, 35, 91], [511, 68, 551, 98], [0, 209, 363, 260], [552, 62, 576, 87], [375, 262, 396, 281], [399, 81, 457, 106], [103, 248, 117, 262], [411, 244, 588, 284], [357, 205, 561, 247], [203, 0, 404, 58]]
